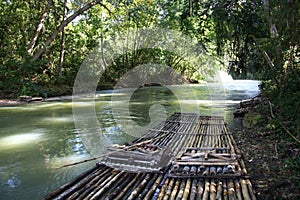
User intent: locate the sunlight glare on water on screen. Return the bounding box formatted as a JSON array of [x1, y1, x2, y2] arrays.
[[0, 133, 41, 146]]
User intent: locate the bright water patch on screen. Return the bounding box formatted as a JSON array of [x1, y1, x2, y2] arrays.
[[0, 130, 45, 150], [41, 115, 74, 123]]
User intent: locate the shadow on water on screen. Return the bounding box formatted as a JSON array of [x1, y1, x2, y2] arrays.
[[0, 81, 259, 199]]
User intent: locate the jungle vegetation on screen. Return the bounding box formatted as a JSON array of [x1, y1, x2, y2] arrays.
[[0, 0, 299, 138]]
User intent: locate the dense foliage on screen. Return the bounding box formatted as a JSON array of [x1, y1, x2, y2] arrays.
[[0, 0, 299, 132]]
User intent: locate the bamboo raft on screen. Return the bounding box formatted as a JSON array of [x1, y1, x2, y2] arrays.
[[43, 113, 256, 200]]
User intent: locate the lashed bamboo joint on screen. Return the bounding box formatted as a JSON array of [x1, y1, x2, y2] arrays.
[[43, 113, 256, 200]]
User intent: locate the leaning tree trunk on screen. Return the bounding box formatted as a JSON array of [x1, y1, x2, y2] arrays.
[[27, 0, 53, 55], [30, 0, 111, 62]]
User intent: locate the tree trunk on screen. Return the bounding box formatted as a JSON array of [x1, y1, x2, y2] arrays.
[[57, 0, 67, 83], [27, 0, 53, 55], [189, 0, 193, 17], [30, 0, 111, 62]]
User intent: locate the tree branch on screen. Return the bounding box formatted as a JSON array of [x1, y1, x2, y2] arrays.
[[27, 0, 53, 55], [30, 0, 112, 62]]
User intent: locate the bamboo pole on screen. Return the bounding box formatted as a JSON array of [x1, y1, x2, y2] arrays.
[[182, 178, 192, 200], [144, 174, 163, 200], [216, 180, 223, 200], [137, 174, 159, 200], [197, 135, 203, 148], [114, 173, 142, 200], [169, 179, 180, 200], [210, 179, 217, 200], [157, 177, 169, 200], [202, 180, 210, 200], [234, 179, 243, 200], [123, 174, 150, 200], [127, 174, 152, 200], [196, 179, 204, 199], [246, 179, 256, 200], [57, 167, 110, 200], [190, 166, 197, 175], [90, 171, 124, 200], [210, 166, 217, 175], [189, 179, 197, 200], [223, 180, 229, 200], [217, 166, 223, 174], [228, 179, 235, 200], [83, 170, 116, 200], [163, 178, 175, 200], [67, 168, 114, 200], [203, 167, 210, 176], [176, 179, 186, 199], [183, 166, 190, 174], [240, 179, 251, 200], [41, 165, 100, 200], [104, 173, 134, 200], [227, 130, 248, 175]]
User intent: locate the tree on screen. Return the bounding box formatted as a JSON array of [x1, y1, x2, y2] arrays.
[[57, 0, 67, 83], [27, 0, 53, 55], [30, 0, 111, 62]]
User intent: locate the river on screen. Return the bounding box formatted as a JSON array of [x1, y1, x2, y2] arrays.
[[0, 81, 259, 200]]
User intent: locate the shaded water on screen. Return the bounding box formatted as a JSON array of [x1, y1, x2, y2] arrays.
[[0, 81, 259, 199]]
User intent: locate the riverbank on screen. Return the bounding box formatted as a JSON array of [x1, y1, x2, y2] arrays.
[[0, 99, 26, 107], [232, 97, 300, 199], [233, 127, 300, 199], [0, 96, 74, 107]]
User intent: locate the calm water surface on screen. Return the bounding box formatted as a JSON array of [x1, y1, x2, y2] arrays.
[[0, 81, 259, 199]]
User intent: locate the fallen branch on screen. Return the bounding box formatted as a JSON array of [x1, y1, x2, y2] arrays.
[[268, 100, 275, 119], [280, 122, 300, 144]]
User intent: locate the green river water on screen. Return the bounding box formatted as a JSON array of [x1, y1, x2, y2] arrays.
[[0, 81, 259, 200]]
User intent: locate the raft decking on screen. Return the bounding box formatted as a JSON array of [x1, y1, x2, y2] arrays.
[[43, 113, 256, 200]]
